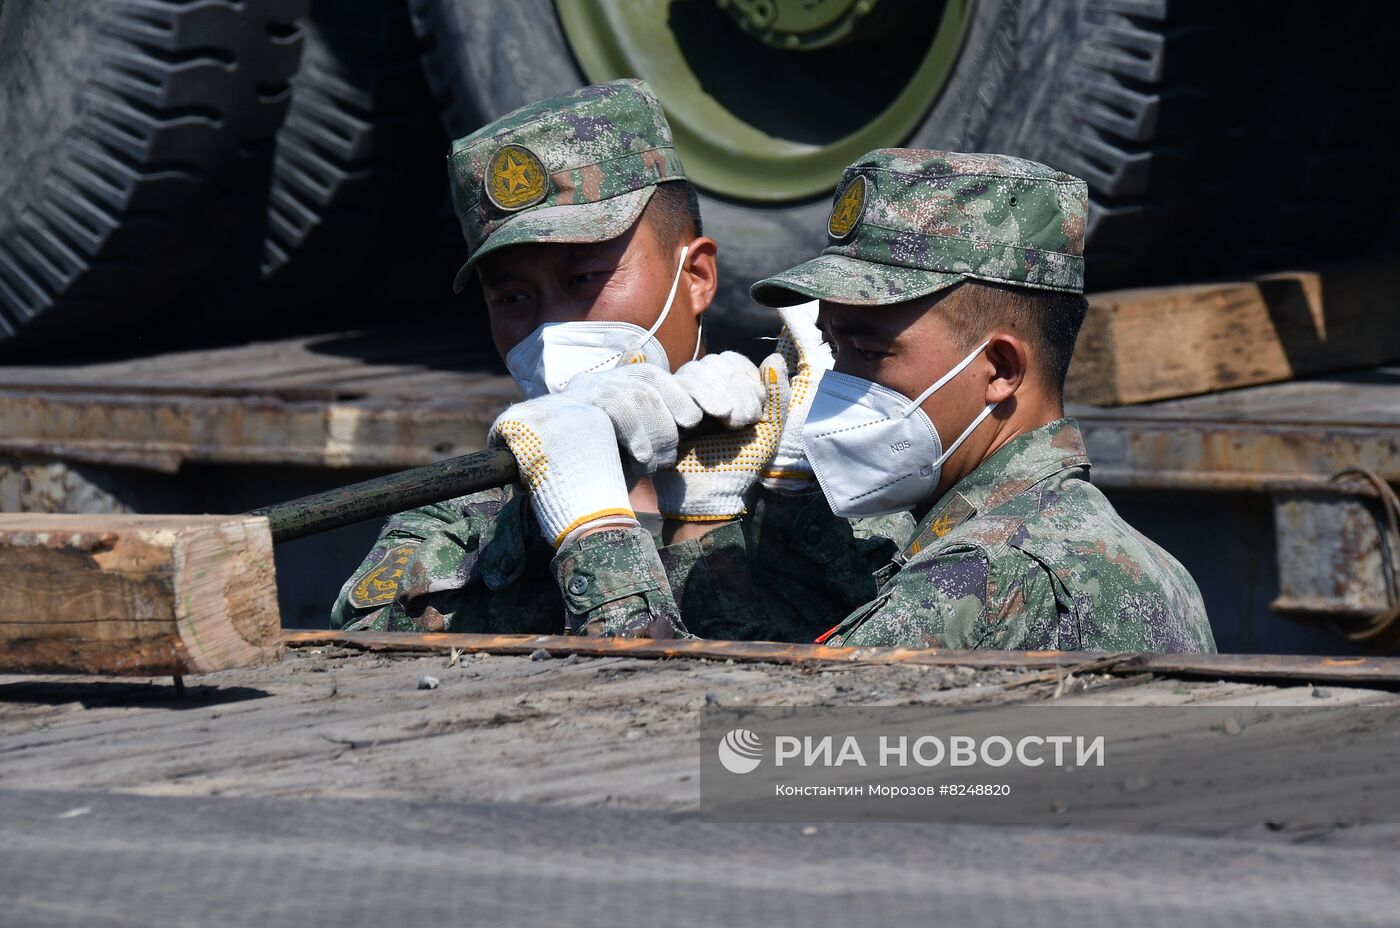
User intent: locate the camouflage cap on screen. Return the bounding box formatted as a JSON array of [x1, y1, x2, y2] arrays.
[[447, 79, 687, 293], [751, 149, 1088, 307]]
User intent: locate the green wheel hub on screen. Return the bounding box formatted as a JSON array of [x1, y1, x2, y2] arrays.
[[557, 0, 972, 203]]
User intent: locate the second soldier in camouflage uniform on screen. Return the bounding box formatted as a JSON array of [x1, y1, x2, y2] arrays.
[[749, 149, 1216, 652]]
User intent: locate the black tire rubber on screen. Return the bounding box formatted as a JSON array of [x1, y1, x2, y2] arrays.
[[0, 0, 307, 352], [409, 0, 1400, 346], [211, 0, 447, 319], [1055, 1, 1400, 289]]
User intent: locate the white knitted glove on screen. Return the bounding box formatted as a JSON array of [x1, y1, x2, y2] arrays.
[[561, 362, 702, 469], [490, 394, 636, 548], [652, 354, 789, 521], [760, 301, 832, 494], [673, 351, 766, 428]]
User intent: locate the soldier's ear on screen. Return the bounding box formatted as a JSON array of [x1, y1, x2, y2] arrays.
[[681, 236, 719, 318], [984, 332, 1027, 404]]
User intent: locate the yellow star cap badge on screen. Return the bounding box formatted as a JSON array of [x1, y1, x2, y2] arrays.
[[827, 174, 867, 240], [486, 143, 548, 211]]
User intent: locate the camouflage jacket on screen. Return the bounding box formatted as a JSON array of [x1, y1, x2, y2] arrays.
[[330, 485, 913, 642], [822, 418, 1216, 652]]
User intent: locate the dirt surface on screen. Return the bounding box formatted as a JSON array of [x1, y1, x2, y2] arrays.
[[2, 648, 1391, 807], [3, 650, 1399, 926]]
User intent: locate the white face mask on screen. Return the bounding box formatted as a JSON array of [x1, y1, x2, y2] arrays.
[[503, 246, 700, 398], [801, 340, 998, 518]]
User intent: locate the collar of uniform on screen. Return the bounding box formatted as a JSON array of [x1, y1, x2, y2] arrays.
[[901, 417, 1090, 559]]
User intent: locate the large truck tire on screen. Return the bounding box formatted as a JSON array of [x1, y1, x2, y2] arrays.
[[212, 0, 446, 318], [0, 0, 306, 352], [409, 0, 1399, 349]]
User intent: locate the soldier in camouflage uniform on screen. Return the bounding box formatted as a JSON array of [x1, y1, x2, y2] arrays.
[[746, 150, 1216, 652], [331, 81, 911, 639], [498, 148, 1213, 652]]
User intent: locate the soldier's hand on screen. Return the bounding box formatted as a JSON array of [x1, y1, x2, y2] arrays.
[[489, 394, 637, 548], [761, 301, 832, 494], [652, 353, 789, 522], [673, 351, 767, 428], [562, 363, 702, 469]]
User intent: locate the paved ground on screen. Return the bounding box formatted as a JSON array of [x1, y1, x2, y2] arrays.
[[3, 648, 1399, 925], [6, 788, 1400, 927]]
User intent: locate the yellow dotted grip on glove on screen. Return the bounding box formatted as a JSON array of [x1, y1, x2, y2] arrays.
[[493, 420, 549, 490], [760, 325, 819, 482], [777, 326, 815, 410], [669, 363, 785, 476]]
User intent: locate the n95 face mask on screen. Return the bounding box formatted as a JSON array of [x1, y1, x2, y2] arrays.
[[801, 340, 997, 518], [504, 246, 700, 398]]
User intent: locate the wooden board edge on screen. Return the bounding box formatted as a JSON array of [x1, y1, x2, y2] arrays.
[[174, 516, 284, 674]]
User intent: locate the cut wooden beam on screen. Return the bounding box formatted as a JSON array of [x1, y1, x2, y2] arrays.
[[1065, 252, 1400, 406], [0, 515, 281, 676]]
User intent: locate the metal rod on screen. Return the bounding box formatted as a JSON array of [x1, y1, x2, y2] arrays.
[[282, 630, 1400, 686], [248, 447, 518, 543]]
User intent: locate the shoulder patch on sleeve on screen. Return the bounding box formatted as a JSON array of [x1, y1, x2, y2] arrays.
[[348, 543, 417, 608]]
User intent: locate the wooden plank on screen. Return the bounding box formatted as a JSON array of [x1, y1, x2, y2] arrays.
[[233, 362, 496, 394], [0, 515, 282, 676], [283, 631, 1400, 686], [0, 330, 514, 469], [0, 325, 1392, 481], [0, 391, 497, 470], [0, 330, 496, 394], [1073, 365, 1400, 426], [1065, 253, 1400, 406], [1075, 413, 1400, 492], [0, 338, 436, 392], [0, 337, 331, 386]]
